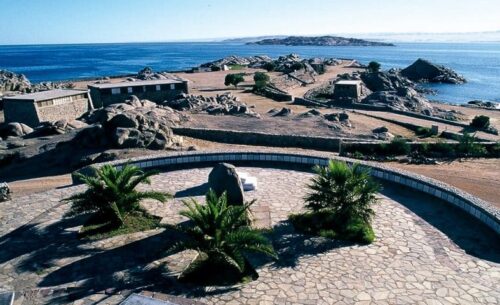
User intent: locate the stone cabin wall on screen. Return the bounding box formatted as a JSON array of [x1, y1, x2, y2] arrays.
[[36, 97, 91, 123], [90, 82, 189, 108], [333, 84, 360, 100], [3, 100, 39, 126]]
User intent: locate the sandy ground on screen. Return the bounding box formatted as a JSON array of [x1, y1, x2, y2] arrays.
[[386, 159, 500, 209], [171, 66, 416, 139]]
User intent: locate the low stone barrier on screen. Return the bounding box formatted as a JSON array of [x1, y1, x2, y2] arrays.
[[172, 127, 346, 151], [74, 150, 500, 235]]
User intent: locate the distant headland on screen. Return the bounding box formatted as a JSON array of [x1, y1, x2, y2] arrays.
[[246, 36, 395, 47]]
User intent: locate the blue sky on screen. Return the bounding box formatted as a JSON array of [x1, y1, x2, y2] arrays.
[[0, 0, 499, 45]]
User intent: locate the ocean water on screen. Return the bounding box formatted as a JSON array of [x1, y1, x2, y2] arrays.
[[0, 42, 499, 104]]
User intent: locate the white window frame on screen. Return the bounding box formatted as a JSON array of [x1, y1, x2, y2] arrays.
[[127, 87, 133, 93], [156, 85, 161, 91], [111, 88, 121, 95], [170, 83, 175, 90]]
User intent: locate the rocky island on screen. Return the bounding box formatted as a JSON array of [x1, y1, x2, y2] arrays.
[[247, 35, 395, 46]]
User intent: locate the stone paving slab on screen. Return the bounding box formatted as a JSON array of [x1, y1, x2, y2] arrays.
[[1, 167, 499, 305]]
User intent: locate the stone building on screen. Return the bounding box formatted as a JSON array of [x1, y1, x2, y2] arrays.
[[88, 79, 189, 107], [3, 89, 92, 127], [333, 80, 363, 102]]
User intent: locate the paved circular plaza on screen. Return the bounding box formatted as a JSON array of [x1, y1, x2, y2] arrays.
[[0, 166, 499, 305]]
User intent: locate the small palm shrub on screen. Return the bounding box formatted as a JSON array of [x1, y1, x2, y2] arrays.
[[168, 190, 276, 285], [290, 161, 379, 243], [64, 164, 171, 235]]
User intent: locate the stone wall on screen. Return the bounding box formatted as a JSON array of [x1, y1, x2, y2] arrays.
[[258, 86, 293, 102], [172, 127, 343, 151], [74, 150, 500, 235], [36, 97, 91, 123], [3, 100, 38, 126]]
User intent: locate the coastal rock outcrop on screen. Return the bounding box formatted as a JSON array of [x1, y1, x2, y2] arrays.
[[0, 69, 74, 94], [200, 55, 273, 70], [248, 36, 394, 47], [164, 93, 260, 118], [360, 69, 415, 92], [76, 96, 186, 150], [333, 70, 434, 114], [136, 67, 185, 81], [0, 70, 31, 93], [401, 58, 466, 84]]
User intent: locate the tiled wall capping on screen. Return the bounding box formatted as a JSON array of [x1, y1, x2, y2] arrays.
[[74, 150, 500, 235]]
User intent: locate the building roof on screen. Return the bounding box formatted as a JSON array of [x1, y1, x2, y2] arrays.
[[3, 89, 88, 102], [88, 79, 184, 89], [335, 80, 362, 86]]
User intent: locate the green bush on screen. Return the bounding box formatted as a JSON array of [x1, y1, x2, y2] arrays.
[[383, 137, 410, 156], [290, 62, 304, 71], [253, 72, 270, 83], [263, 62, 276, 72], [367, 61, 381, 73], [64, 164, 171, 230], [224, 73, 245, 88], [416, 127, 434, 138], [470, 115, 490, 129], [457, 132, 487, 157], [253, 72, 270, 91], [289, 160, 379, 244], [488, 142, 500, 158], [211, 66, 221, 71]]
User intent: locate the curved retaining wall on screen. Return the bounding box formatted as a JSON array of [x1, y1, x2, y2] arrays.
[[75, 150, 500, 235]]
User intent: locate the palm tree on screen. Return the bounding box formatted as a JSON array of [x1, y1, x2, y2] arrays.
[[64, 164, 171, 226], [168, 190, 276, 283], [305, 160, 379, 226]]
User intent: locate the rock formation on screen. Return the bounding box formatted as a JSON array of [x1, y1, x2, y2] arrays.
[[75, 96, 186, 150], [0, 70, 31, 93], [0, 69, 74, 94], [208, 163, 244, 205], [200, 55, 273, 70], [136, 67, 185, 81], [401, 58, 466, 84], [164, 93, 260, 118]]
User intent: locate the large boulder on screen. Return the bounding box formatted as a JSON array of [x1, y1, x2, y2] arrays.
[[401, 58, 466, 84], [75, 96, 186, 150], [0, 122, 33, 139], [208, 163, 244, 205], [360, 70, 415, 92]]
